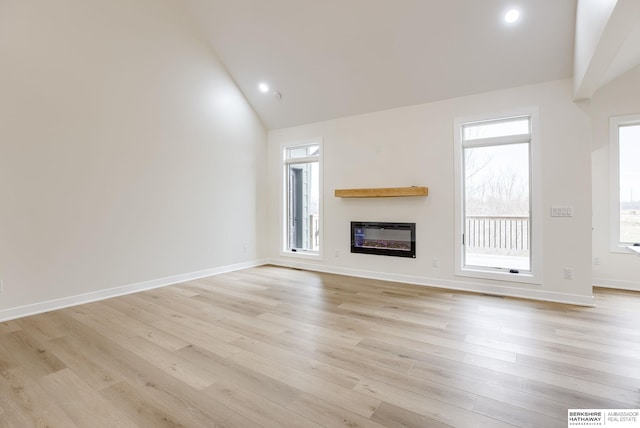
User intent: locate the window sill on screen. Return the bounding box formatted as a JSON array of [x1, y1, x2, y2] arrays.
[[280, 250, 322, 261], [456, 267, 541, 285], [626, 246, 640, 256], [610, 245, 639, 254]]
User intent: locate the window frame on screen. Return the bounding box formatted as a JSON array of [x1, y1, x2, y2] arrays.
[[280, 137, 323, 260], [609, 114, 640, 253], [454, 108, 543, 284]]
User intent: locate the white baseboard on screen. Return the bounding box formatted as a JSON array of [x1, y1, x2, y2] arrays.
[[1, 257, 598, 323], [0, 259, 269, 322], [267, 258, 595, 306], [593, 277, 640, 292]]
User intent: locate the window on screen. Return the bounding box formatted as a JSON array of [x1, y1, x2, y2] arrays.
[[610, 115, 640, 251], [283, 139, 321, 256], [454, 110, 542, 284]]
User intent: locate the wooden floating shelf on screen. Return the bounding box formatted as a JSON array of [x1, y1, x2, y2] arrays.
[[334, 186, 428, 198]]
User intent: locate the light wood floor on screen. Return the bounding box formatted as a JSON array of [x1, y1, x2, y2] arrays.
[[0, 265, 639, 427]]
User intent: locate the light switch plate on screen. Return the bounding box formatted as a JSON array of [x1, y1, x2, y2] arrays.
[[551, 206, 573, 217]]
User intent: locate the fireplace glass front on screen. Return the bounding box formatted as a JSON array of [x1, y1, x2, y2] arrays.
[[351, 221, 416, 258]]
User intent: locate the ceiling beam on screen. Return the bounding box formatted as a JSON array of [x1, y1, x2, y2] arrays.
[[574, 0, 640, 100]]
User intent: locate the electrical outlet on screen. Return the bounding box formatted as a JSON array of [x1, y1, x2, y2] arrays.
[[335, 249, 341, 258], [432, 257, 440, 268], [593, 257, 600, 266], [563, 268, 574, 280]]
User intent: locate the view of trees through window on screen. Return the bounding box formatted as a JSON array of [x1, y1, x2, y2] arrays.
[[619, 123, 640, 244], [461, 117, 532, 272], [464, 144, 529, 217], [285, 143, 320, 253]]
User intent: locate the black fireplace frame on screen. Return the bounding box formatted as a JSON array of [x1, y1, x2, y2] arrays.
[[350, 221, 416, 258]]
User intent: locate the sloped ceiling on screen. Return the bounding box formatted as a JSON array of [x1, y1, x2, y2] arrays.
[[186, 0, 577, 129]]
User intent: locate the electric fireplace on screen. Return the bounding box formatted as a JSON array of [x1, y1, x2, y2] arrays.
[[351, 221, 416, 258]]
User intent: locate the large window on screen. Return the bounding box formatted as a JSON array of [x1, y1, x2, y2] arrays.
[[283, 140, 321, 256], [454, 110, 542, 284], [610, 115, 640, 250]]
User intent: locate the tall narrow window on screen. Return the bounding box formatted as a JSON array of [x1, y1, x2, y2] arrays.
[[455, 111, 541, 283], [283, 140, 321, 255], [610, 115, 640, 250]]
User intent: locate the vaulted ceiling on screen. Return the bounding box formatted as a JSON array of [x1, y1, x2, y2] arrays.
[[184, 1, 637, 130]]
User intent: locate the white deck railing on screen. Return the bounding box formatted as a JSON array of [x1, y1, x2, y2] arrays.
[[465, 216, 529, 251]]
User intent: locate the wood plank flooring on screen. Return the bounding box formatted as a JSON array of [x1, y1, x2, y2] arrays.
[[0, 265, 639, 427]]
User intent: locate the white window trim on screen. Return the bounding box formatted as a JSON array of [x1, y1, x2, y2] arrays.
[[453, 107, 543, 285], [280, 137, 323, 260], [609, 114, 640, 253]]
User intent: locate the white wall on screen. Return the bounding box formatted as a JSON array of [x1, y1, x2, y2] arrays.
[[0, 0, 267, 318], [591, 65, 640, 291], [268, 79, 594, 305]]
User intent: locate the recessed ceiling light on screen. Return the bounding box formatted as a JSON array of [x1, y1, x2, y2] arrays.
[[258, 82, 270, 93], [504, 9, 520, 24]]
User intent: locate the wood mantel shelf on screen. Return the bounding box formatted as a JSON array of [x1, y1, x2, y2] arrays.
[[334, 186, 428, 198]]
